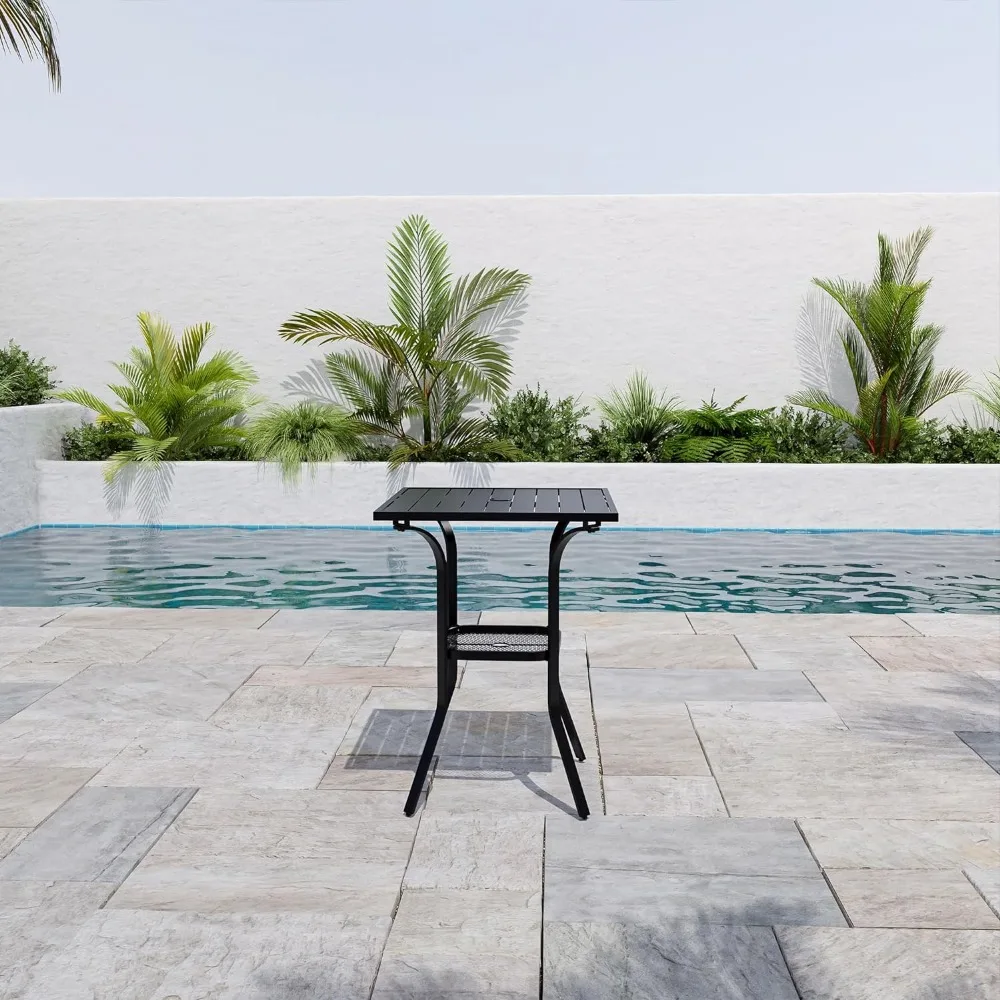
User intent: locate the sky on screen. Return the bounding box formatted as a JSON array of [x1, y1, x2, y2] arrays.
[[2, 0, 998, 196]]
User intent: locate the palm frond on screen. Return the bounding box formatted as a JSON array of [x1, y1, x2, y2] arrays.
[[972, 365, 1000, 425], [385, 214, 452, 337], [0, 0, 60, 89]]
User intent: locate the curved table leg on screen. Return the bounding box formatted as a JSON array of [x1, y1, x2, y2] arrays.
[[548, 519, 600, 819], [394, 521, 456, 816]]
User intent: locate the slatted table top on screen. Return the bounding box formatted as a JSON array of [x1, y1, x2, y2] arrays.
[[373, 487, 618, 522]]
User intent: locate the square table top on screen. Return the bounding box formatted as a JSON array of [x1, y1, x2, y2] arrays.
[[373, 487, 618, 523]]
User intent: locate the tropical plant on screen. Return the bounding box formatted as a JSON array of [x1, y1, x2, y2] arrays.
[[971, 364, 1000, 426], [486, 385, 588, 462], [591, 371, 679, 461], [789, 227, 969, 458], [661, 395, 776, 462], [762, 406, 860, 463], [61, 422, 139, 461], [0, 0, 60, 88], [0, 339, 56, 406], [244, 401, 362, 483], [278, 214, 529, 468], [56, 312, 259, 485]]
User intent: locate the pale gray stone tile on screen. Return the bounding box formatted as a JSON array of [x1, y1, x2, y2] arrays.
[[143, 628, 329, 666], [0, 656, 90, 683], [17, 908, 390, 1000], [0, 626, 68, 668], [8, 627, 173, 665], [0, 718, 150, 767], [320, 754, 428, 791], [688, 700, 848, 730], [385, 630, 440, 668], [372, 889, 540, 999], [92, 721, 342, 789], [688, 613, 917, 636], [603, 776, 726, 817], [248, 663, 438, 686], [0, 881, 115, 1000], [827, 868, 1000, 929], [0, 828, 28, 860], [429, 757, 600, 816], [964, 866, 1000, 917], [479, 610, 693, 632], [702, 724, 1000, 821], [957, 731, 1000, 773], [306, 629, 398, 666], [898, 613, 1000, 639], [268, 608, 478, 630], [16, 661, 254, 725], [806, 669, 1000, 733], [458, 652, 589, 694], [591, 667, 820, 706], [855, 636, 1000, 672], [546, 816, 820, 876], [210, 684, 370, 726], [740, 636, 880, 671], [403, 813, 543, 890], [0, 683, 52, 722], [799, 819, 1000, 870], [0, 607, 66, 627], [52, 607, 278, 629], [544, 921, 799, 1000], [545, 868, 845, 926], [0, 764, 95, 826], [586, 633, 752, 670], [776, 926, 1000, 1000], [0, 786, 195, 884], [109, 789, 414, 914], [596, 705, 711, 777]]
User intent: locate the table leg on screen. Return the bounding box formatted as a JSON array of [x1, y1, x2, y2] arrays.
[[548, 519, 599, 820], [395, 521, 457, 816]]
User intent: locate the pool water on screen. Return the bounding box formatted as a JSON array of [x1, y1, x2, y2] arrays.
[[0, 527, 997, 613]]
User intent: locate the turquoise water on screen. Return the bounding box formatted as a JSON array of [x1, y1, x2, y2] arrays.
[[0, 526, 997, 613]]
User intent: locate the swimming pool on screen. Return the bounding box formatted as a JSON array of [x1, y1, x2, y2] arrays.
[[0, 526, 997, 613]]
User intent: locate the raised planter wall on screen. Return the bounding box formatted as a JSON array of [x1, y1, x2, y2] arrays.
[[34, 460, 1000, 531], [0, 403, 86, 535]]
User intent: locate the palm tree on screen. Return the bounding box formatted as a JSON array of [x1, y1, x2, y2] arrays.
[[1, 0, 61, 89], [57, 312, 259, 486], [789, 227, 969, 458], [279, 214, 529, 468], [972, 363, 1000, 426]]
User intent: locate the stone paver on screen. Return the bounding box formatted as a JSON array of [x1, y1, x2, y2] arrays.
[[826, 868, 1000, 929], [0, 606, 997, 997], [372, 889, 541, 999], [586, 632, 752, 669], [544, 922, 799, 999], [776, 927, 1000, 999]]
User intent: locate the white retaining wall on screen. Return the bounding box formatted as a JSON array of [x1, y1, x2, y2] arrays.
[[0, 403, 87, 535], [35, 461, 1000, 531], [1, 195, 997, 415]]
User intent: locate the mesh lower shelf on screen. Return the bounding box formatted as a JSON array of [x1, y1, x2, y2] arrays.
[[447, 625, 549, 660]]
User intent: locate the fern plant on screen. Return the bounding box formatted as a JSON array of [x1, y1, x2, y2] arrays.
[[789, 227, 969, 458], [661, 396, 776, 462], [279, 214, 528, 468]]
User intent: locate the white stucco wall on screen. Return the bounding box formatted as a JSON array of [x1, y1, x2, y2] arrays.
[[36, 461, 1000, 531], [0, 403, 86, 535], [1, 195, 996, 416]]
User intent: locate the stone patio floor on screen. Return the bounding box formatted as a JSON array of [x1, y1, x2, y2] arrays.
[[0, 606, 998, 999]]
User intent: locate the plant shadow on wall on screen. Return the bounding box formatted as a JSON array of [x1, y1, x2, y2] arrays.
[[278, 213, 530, 474]]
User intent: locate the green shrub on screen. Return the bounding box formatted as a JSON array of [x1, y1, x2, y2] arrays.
[[763, 407, 863, 463], [0, 340, 57, 406], [661, 396, 776, 462], [61, 422, 137, 461], [486, 386, 588, 462], [889, 421, 1000, 464]]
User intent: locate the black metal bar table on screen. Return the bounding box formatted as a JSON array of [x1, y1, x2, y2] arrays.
[[373, 486, 618, 819]]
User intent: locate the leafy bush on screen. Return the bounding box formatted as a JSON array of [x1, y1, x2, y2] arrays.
[[0, 340, 56, 406], [486, 386, 588, 462], [61, 422, 138, 460], [889, 421, 1000, 464], [245, 401, 362, 482], [661, 396, 776, 462], [762, 407, 863, 463]]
